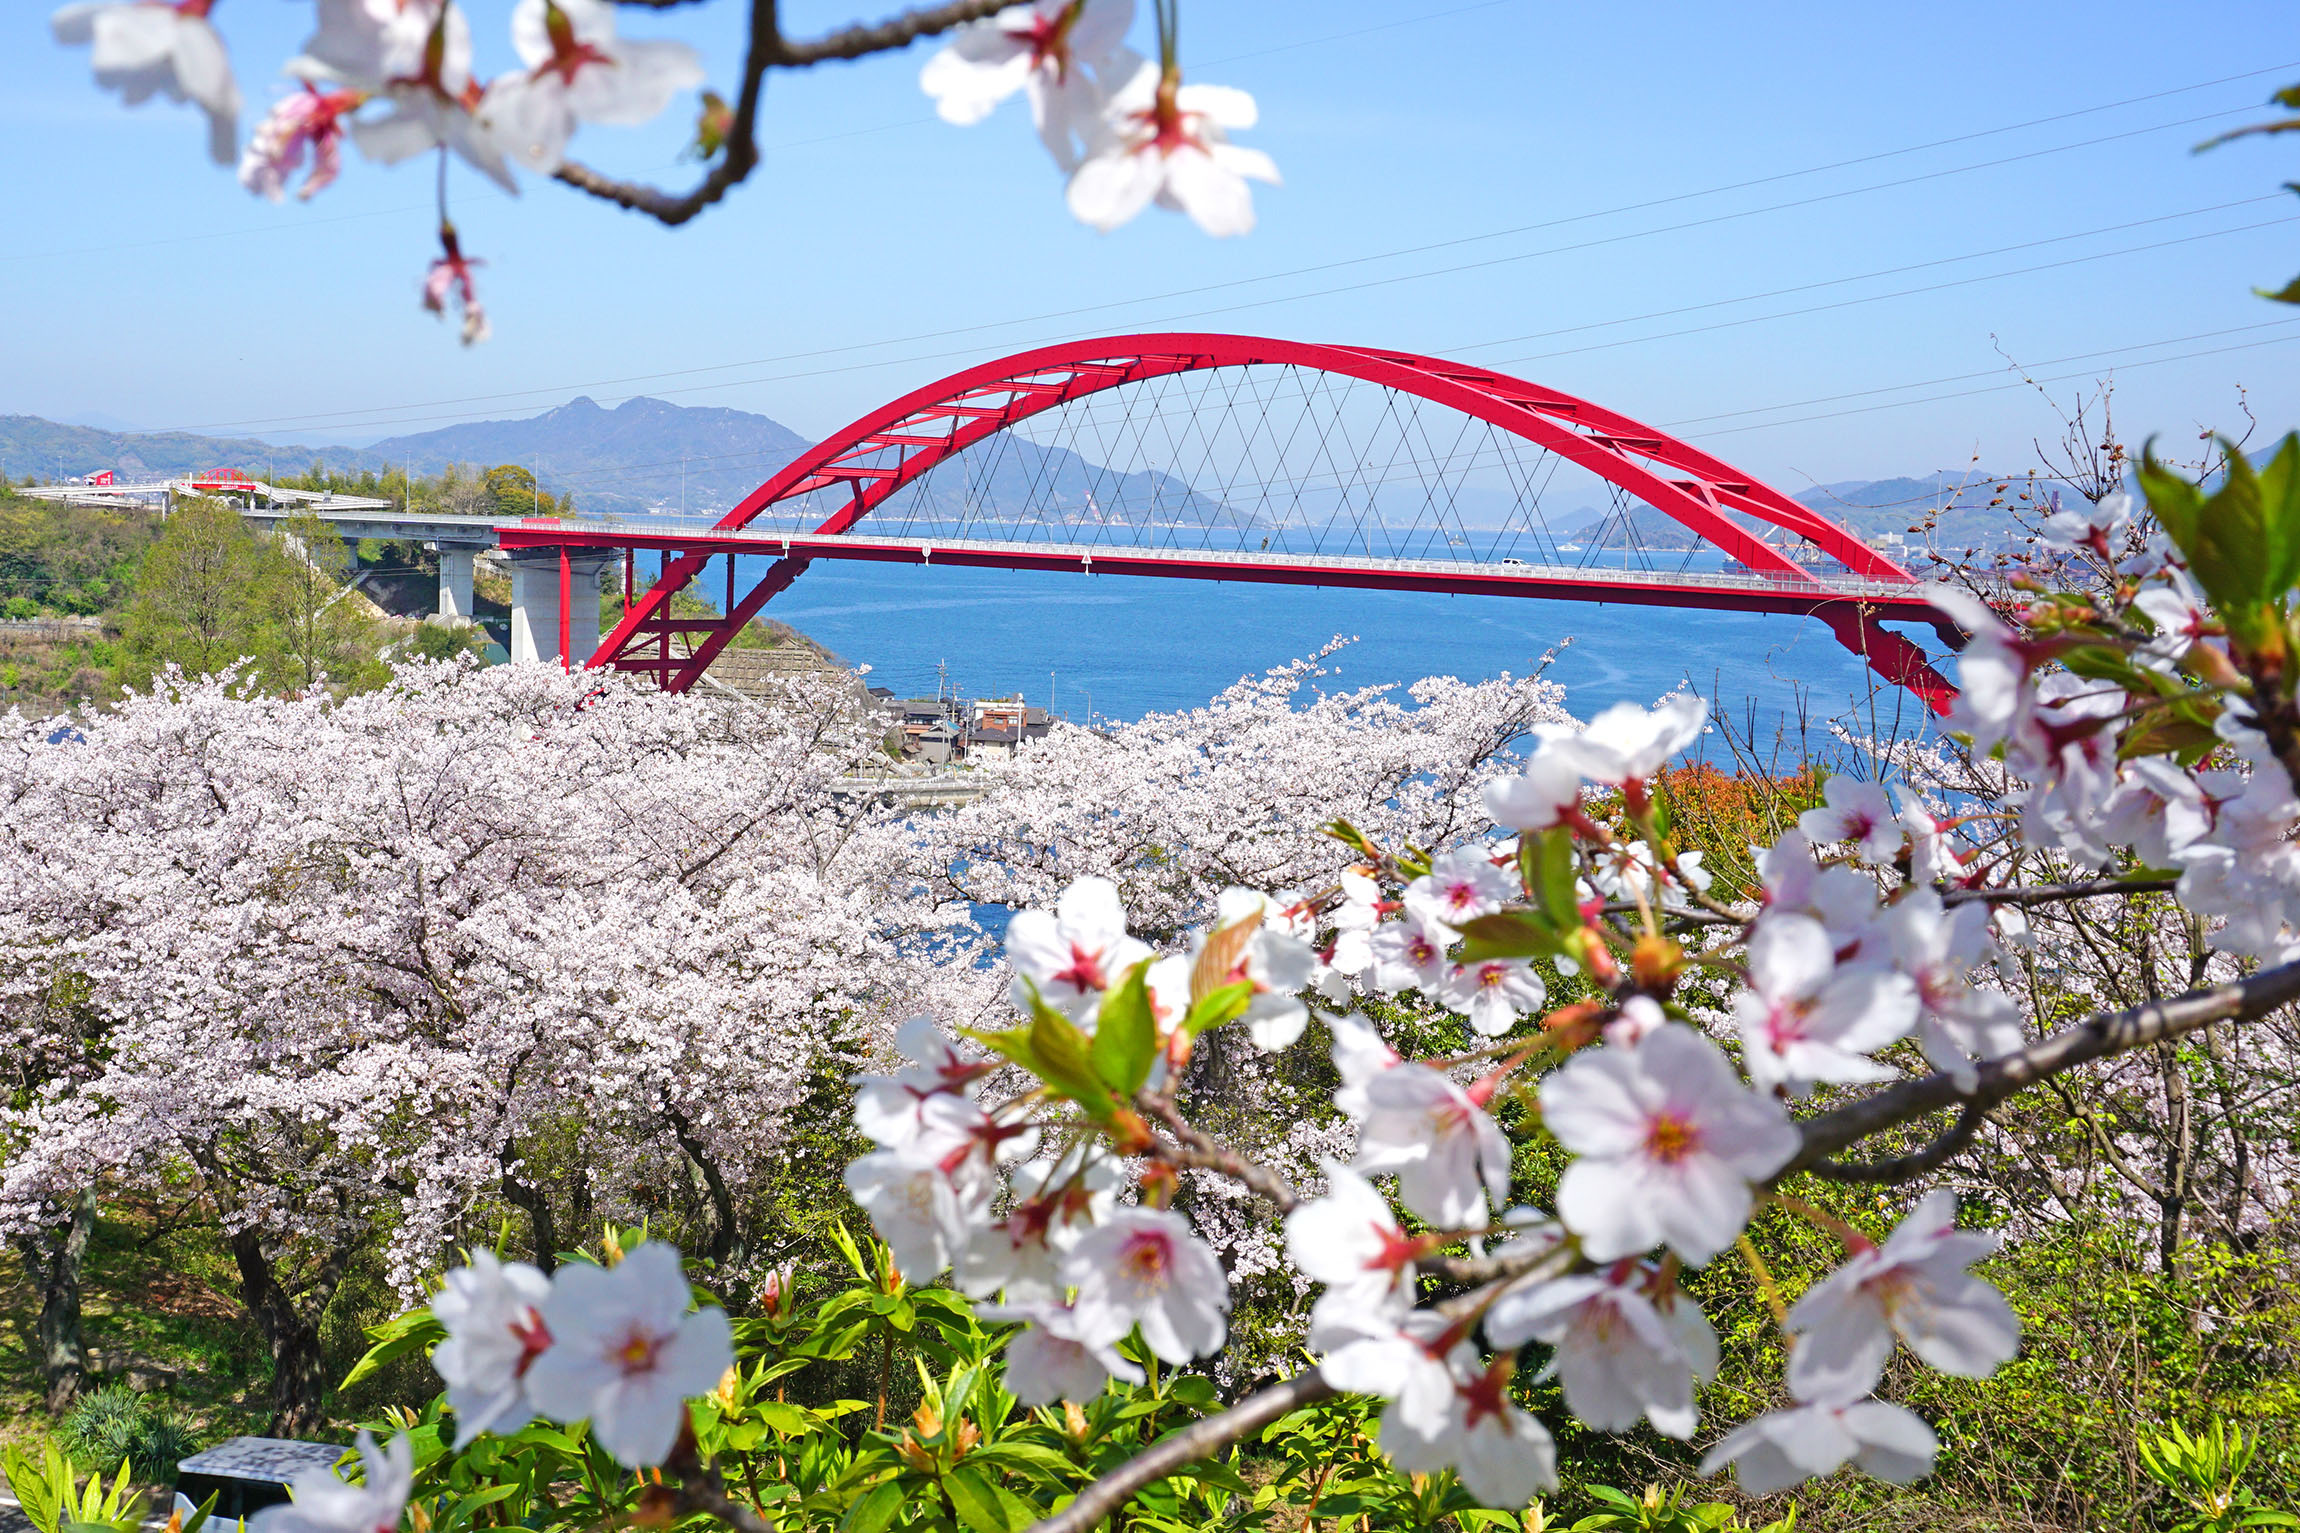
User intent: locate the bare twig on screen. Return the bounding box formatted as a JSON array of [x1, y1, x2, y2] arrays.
[[1805, 1100, 1988, 1184], [562, 0, 1011, 224], [1940, 875, 2179, 908], [1137, 1090, 1301, 1213], [1025, 1369, 1338, 1533]]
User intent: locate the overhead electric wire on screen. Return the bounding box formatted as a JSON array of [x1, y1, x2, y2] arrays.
[[148, 81, 2295, 439]]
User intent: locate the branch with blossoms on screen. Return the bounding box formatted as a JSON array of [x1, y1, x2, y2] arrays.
[[50, 0, 1276, 343]]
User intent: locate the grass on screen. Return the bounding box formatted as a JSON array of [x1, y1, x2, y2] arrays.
[[0, 1204, 270, 1459]]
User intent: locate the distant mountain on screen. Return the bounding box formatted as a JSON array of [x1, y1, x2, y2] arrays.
[[0, 415, 390, 484], [361, 396, 812, 517]]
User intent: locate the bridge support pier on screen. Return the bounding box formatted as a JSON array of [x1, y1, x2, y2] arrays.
[[431, 545, 482, 622], [506, 550, 611, 667]]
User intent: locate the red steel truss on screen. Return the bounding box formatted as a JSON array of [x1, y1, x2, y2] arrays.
[[501, 334, 1957, 710]]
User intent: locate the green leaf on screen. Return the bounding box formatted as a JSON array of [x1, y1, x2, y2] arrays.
[[1528, 825, 1581, 929], [1025, 990, 1119, 1119], [961, 1023, 1045, 1079], [1179, 980, 1253, 1037], [1090, 958, 1157, 1097], [945, 1468, 1013, 1533], [1456, 909, 1560, 962], [2141, 434, 2300, 623], [839, 1481, 906, 1533], [341, 1305, 446, 1391], [2255, 430, 2300, 598]]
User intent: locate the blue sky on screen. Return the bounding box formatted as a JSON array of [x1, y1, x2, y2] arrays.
[[7, 0, 2300, 493]]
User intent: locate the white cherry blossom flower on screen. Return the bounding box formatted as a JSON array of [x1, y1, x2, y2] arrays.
[[1328, 1011, 1400, 1118], [1887, 890, 2024, 1092], [1327, 867, 1384, 976], [2098, 756, 2211, 868], [855, 1014, 984, 1149], [1368, 911, 1452, 995], [1486, 1264, 1718, 1439], [1351, 1062, 1510, 1227], [843, 1148, 977, 1281], [1541, 1025, 1798, 1263], [958, 1151, 1116, 1299], [1201, 886, 1319, 1051], [1798, 776, 1902, 866], [1900, 801, 1963, 885], [1404, 849, 1513, 931], [920, 0, 1136, 169], [1785, 1190, 2019, 1403], [2040, 488, 2132, 550], [1284, 1159, 1423, 1312], [1929, 585, 2037, 755], [53, 0, 241, 165], [980, 1298, 1144, 1404], [431, 1249, 553, 1446], [1007, 874, 1152, 1020], [1067, 58, 1278, 237], [248, 1430, 412, 1533], [240, 84, 361, 201], [1063, 1207, 1229, 1363], [1544, 693, 1707, 786], [478, 0, 705, 174], [301, 0, 520, 194], [524, 1241, 735, 1468], [1438, 957, 1547, 1037], [1380, 1357, 1559, 1509], [1699, 1398, 1939, 1494], [1482, 748, 1584, 831], [1604, 994, 1665, 1051], [1732, 913, 1915, 1096]]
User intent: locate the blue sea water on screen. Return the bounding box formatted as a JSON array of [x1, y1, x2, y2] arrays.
[[723, 551, 1951, 739]]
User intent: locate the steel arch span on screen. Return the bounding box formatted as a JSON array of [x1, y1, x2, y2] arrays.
[[513, 333, 1956, 710]]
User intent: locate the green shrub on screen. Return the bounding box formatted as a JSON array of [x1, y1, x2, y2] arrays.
[[57, 1383, 203, 1480]]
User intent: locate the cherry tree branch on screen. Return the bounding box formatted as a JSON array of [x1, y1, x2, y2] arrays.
[[1024, 1368, 1338, 1533], [559, 0, 1013, 225], [1137, 1090, 1302, 1213], [1784, 953, 2300, 1174], [1939, 875, 2179, 908]]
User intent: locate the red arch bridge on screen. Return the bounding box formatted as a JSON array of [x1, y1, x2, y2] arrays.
[[472, 333, 1960, 712]]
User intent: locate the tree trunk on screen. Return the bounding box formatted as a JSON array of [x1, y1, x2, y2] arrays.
[[228, 1228, 342, 1437], [501, 1166, 560, 1276], [16, 1191, 97, 1413]]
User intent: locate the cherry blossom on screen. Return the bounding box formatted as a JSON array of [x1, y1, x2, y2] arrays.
[[980, 1298, 1145, 1404], [478, 0, 705, 174], [423, 224, 489, 345], [1007, 874, 1152, 1020], [1327, 1011, 1401, 1118], [1930, 585, 2040, 755], [240, 84, 361, 201], [1798, 776, 1902, 866], [1699, 1397, 1940, 1494], [1784, 1190, 2019, 1404], [1886, 891, 2025, 1091], [52, 0, 240, 165], [1368, 912, 1452, 995], [1350, 1062, 1510, 1228], [1067, 57, 1278, 237], [845, 1149, 977, 1281], [431, 1250, 553, 1446], [1482, 749, 1584, 831], [958, 1151, 1116, 1300], [1327, 867, 1383, 976], [1484, 1265, 1717, 1439], [1732, 913, 1916, 1095], [2040, 488, 2133, 551], [1202, 886, 1320, 1051], [1540, 1025, 1798, 1263], [1543, 692, 1707, 786], [920, 0, 1137, 170], [1404, 849, 1514, 931], [248, 1432, 411, 1533], [1063, 1207, 1230, 1363], [1380, 1356, 1559, 1509], [525, 1241, 735, 1468], [854, 1014, 984, 1149], [299, 0, 520, 195], [1437, 957, 1547, 1038], [1284, 1159, 1423, 1312]]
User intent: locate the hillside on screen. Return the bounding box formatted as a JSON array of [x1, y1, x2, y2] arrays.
[[0, 416, 391, 484]]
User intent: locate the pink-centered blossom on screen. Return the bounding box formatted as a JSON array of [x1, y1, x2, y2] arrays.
[[1732, 913, 1915, 1096], [1327, 1010, 1400, 1118], [478, 0, 704, 174], [1062, 1206, 1229, 1363], [431, 1249, 553, 1446], [958, 1151, 1116, 1300], [1543, 693, 1707, 786], [1437, 957, 1546, 1038], [299, 0, 520, 194], [1201, 886, 1319, 1051], [854, 1014, 983, 1149], [1066, 58, 1278, 237], [1284, 1159, 1423, 1313], [1798, 776, 1901, 866], [1006, 874, 1151, 1020], [1380, 1356, 1559, 1509], [1785, 1190, 2018, 1404], [1886, 891, 2023, 1092], [1404, 849, 1513, 932], [980, 1298, 1143, 1404], [524, 1242, 734, 1468], [53, 0, 241, 165], [1350, 1062, 1510, 1227], [1699, 1398, 1940, 1494], [1541, 1025, 1798, 1264], [423, 226, 490, 346], [247, 1431, 412, 1533], [1367, 911, 1451, 995], [240, 84, 362, 202], [1327, 867, 1383, 977], [1482, 747, 1583, 831], [920, 0, 1136, 170], [1484, 1265, 1717, 1439], [843, 1148, 977, 1282]]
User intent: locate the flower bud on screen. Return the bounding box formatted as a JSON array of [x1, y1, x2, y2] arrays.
[[1630, 934, 1684, 993]]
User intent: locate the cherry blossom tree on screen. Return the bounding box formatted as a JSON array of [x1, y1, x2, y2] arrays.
[[48, 0, 1276, 343]]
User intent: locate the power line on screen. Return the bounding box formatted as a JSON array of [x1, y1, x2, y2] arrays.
[[153, 89, 2288, 440]]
